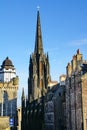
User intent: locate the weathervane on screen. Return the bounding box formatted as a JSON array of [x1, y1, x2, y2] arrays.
[[37, 6, 40, 11]]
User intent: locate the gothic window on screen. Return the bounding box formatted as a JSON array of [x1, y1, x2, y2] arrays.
[[3, 91, 8, 116], [3, 91, 8, 102], [59, 92, 61, 96]]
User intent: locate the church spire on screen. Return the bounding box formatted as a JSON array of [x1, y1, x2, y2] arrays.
[[22, 88, 25, 100], [34, 10, 43, 54]]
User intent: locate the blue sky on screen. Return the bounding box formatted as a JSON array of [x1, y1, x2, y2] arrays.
[[0, 0, 87, 106]]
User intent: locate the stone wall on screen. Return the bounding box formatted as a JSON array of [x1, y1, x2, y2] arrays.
[[82, 73, 87, 130], [44, 101, 55, 130], [0, 116, 10, 130]]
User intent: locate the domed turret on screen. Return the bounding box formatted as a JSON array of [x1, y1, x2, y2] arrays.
[[0, 57, 16, 82], [1, 57, 14, 69]]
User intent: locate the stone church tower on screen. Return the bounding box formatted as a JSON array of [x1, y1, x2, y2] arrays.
[[28, 10, 51, 102], [0, 57, 19, 126]]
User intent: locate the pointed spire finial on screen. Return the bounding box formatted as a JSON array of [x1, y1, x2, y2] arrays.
[[22, 88, 25, 100], [77, 49, 80, 54], [37, 6, 40, 11], [47, 52, 49, 61], [34, 9, 43, 54]]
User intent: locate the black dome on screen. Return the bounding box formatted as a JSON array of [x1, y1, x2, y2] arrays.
[[1, 57, 14, 69]]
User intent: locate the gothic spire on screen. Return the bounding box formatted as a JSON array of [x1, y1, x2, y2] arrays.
[[34, 10, 43, 54], [47, 52, 49, 61], [22, 88, 25, 100]]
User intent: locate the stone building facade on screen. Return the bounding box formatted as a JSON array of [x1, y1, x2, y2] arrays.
[[0, 57, 19, 129], [17, 107, 21, 130], [66, 49, 87, 130], [21, 89, 44, 130], [44, 75, 66, 130]]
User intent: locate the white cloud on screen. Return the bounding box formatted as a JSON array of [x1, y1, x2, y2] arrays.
[[45, 47, 59, 53], [70, 38, 87, 46]]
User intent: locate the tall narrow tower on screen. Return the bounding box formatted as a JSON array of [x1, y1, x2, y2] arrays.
[[0, 57, 19, 128], [28, 10, 51, 102]]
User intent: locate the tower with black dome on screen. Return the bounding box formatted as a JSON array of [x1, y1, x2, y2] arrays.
[[0, 57, 19, 128], [0, 57, 16, 82]]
